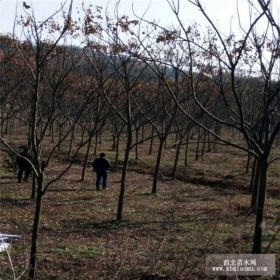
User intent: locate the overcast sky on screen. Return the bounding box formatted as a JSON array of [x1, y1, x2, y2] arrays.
[[0, 0, 280, 38]]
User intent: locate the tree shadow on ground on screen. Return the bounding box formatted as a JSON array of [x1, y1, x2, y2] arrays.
[[0, 198, 32, 206], [175, 174, 248, 195], [62, 217, 211, 235], [133, 168, 249, 196], [0, 180, 18, 185], [48, 188, 94, 192], [0, 175, 15, 180]]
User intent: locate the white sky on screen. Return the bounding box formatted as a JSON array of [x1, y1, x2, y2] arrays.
[[0, 0, 280, 38]]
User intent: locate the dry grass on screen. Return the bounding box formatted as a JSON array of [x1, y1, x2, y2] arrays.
[[0, 130, 279, 279]]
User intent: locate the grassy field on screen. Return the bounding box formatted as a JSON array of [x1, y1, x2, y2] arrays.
[[0, 131, 279, 279]]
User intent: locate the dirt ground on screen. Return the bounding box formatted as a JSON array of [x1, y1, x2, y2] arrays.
[[0, 134, 279, 279]]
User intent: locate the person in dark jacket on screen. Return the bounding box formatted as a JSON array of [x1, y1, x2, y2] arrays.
[[92, 153, 111, 190], [16, 147, 32, 183]]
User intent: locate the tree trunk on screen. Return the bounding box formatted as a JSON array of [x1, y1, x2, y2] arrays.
[[11, 116, 15, 132], [1, 108, 4, 137], [29, 175, 43, 279], [141, 124, 145, 142], [112, 133, 116, 151], [184, 131, 190, 167], [58, 124, 62, 152], [175, 131, 179, 143], [40, 123, 43, 139], [171, 141, 181, 180], [149, 126, 154, 155], [116, 133, 132, 221], [250, 159, 260, 211], [164, 135, 167, 150], [246, 152, 251, 174], [114, 133, 120, 169], [213, 125, 220, 152], [201, 131, 206, 156], [152, 139, 164, 194], [31, 175, 37, 200], [67, 125, 76, 162], [80, 125, 85, 145], [4, 113, 9, 134], [28, 124, 32, 147], [81, 135, 93, 181], [48, 123, 52, 137], [135, 127, 139, 160], [94, 134, 98, 156], [252, 156, 268, 253], [249, 157, 257, 193], [51, 123, 54, 143], [207, 132, 211, 152], [195, 128, 200, 160]]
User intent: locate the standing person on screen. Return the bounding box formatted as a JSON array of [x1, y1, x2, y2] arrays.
[[16, 147, 32, 183], [92, 153, 111, 190]]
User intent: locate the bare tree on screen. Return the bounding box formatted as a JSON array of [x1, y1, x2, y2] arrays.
[[0, 2, 101, 277], [132, 0, 280, 254]]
